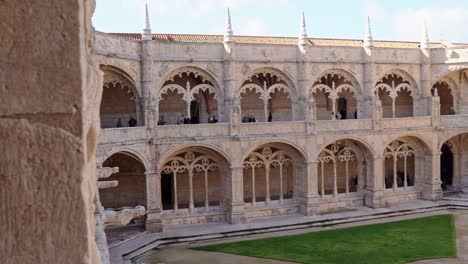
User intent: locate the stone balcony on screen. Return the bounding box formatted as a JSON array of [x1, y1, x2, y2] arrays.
[[97, 114, 468, 145]]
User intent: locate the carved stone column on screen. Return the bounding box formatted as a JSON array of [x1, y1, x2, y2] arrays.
[[142, 35, 154, 128], [371, 96, 382, 130], [306, 97, 317, 134], [421, 152, 443, 201], [298, 161, 320, 216], [431, 95, 441, 127], [224, 166, 246, 224], [145, 171, 163, 232], [364, 156, 385, 208]]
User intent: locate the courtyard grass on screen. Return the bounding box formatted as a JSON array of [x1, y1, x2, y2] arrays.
[[194, 215, 456, 264]]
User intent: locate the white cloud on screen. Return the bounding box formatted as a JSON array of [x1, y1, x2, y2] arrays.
[[238, 18, 267, 36], [393, 7, 468, 42]]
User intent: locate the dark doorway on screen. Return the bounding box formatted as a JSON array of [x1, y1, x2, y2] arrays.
[[440, 143, 454, 191], [161, 173, 174, 210], [338, 97, 347, 119], [190, 101, 200, 124]]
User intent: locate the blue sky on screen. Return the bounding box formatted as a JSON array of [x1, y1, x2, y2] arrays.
[[93, 0, 468, 43]]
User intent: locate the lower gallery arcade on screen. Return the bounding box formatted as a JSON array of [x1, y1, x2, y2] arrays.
[[98, 133, 468, 230]]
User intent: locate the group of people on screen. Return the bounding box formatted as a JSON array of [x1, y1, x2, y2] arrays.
[[331, 109, 358, 120], [156, 115, 218, 125], [242, 115, 258, 123], [116, 116, 137, 127]]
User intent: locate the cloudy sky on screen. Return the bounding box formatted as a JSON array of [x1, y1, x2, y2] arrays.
[[93, 0, 468, 43]]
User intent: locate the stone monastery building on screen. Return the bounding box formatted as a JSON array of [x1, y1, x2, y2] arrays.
[[95, 6, 468, 233]]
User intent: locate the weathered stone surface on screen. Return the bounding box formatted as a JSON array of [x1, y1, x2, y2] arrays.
[[0, 0, 101, 263], [103, 206, 146, 227]]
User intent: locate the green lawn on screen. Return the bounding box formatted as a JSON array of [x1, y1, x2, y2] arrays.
[[195, 215, 456, 264]]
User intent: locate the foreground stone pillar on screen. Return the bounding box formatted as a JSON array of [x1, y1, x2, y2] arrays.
[[145, 171, 163, 232], [422, 153, 443, 201], [224, 166, 246, 224], [365, 156, 385, 208], [298, 161, 320, 216], [1, 0, 101, 263]]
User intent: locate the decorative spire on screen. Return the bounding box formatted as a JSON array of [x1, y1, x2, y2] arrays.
[[364, 16, 373, 48], [298, 12, 308, 46], [421, 21, 429, 50], [142, 3, 152, 41], [224, 8, 234, 43]]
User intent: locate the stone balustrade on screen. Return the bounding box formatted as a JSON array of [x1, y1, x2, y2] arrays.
[[381, 116, 432, 129], [99, 126, 148, 143], [239, 121, 306, 136], [97, 115, 468, 146], [440, 114, 468, 127], [155, 123, 230, 139], [316, 119, 373, 132]]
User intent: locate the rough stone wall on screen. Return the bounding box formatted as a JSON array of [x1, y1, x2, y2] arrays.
[[0, 0, 101, 263]]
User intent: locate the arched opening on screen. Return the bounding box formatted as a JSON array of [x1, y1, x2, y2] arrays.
[[440, 143, 454, 190], [239, 69, 293, 123], [383, 136, 430, 192], [432, 81, 454, 115], [160, 147, 228, 214], [375, 71, 415, 118], [100, 67, 140, 128], [100, 152, 147, 209], [317, 139, 371, 198], [311, 71, 358, 120], [242, 143, 305, 210], [158, 69, 219, 125], [440, 133, 468, 194]]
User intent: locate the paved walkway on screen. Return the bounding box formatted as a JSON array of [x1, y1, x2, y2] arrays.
[[135, 212, 468, 264]]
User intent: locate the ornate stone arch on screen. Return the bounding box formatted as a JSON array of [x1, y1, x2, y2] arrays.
[[241, 140, 307, 163], [102, 148, 150, 172], [158, 143, 231, 169], [374, 68, 419, 96], [101, 64, 140, 97], [156, 66, 223, 123], [237, 67, 297, 98], [157, 65, 223, 99], [309, 68, 362, 97], [237, 67, 297, 121], [382, 134, 433, 155], [316, 136, 374, 160]]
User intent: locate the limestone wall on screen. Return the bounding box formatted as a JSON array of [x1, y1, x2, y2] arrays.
[[1, 0, 101, 263]]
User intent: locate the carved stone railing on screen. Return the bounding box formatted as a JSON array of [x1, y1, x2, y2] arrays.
[[381, 116, 431, 129], [155, 123, 230, 139], [440, 114, 468, 127], [239, 121, 306, 136], [316, 119, 373, 132], [99, 127, 148, 144]]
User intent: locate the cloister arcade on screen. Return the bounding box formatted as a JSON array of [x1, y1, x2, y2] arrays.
[[100, 66, 142, 128], [242, 143, 305, 207], [159, 147, 228, 215], [157, 68, 220, 125], [99, 152, 147, 210], [374, 70, 416, 118], [317, 139, 371, 198], [440, 133, 468, 191], [432, 80, 455, 115], [311, 70, 359, 120], [239, 68, 294, 122]]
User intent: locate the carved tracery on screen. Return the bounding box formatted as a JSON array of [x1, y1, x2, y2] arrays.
[[318, 141, 358, 197], [161, 151, 218, 212], [383, 140, 415, 190], [374, 72, 414, 118], [243, 147, 292, 204]]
